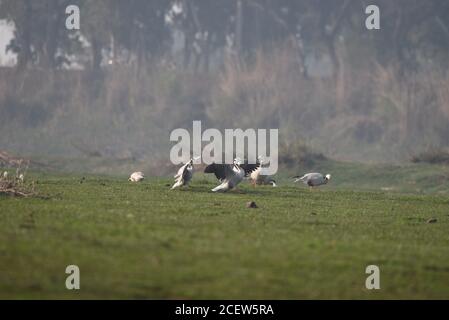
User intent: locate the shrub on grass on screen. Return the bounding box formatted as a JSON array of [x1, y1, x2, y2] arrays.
[[0, 160, 35, 197], [411, 148, 449, 165]]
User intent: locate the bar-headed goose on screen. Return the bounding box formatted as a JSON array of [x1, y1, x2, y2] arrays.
[[129, 171, 145, 182], [249, 156, 276, 187], [293, 172, 331, 188], [171, 158, 195, 190], [205, 158, 259, 192]]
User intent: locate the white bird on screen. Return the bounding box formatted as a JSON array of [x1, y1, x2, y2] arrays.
[[171, 158, 195, 190], [129, 171, 145, 182], [249, 167, 277, 187], [293, 172, 331, 188], [249, 157, 276, 187], [18, 174, 24, 183], [2, 171, 8, 179], [205, 158, 259, 192]]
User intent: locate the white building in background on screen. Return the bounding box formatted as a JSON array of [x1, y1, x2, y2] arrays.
[[0, 20, 16, 67]]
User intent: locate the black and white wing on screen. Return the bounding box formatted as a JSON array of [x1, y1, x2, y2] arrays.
[[182, 164, 192, 180], [204, 163, 234, 181], [240, 161, 260, 177]]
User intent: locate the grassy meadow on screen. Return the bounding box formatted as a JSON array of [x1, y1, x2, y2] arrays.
[[1, 162, 449, 299]]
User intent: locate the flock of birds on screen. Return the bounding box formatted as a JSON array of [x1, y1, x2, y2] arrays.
[[128, 157, 331, 192], [2, 159, 331, 193]]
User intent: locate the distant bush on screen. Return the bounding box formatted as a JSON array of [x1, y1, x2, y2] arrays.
[[279, 141, 327, 168], [411, 149, 449, 165]]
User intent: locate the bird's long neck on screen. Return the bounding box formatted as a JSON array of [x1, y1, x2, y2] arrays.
[[234, 164, 243, 174]]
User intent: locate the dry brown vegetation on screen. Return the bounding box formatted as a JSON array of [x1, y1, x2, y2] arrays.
[[411, 148, 449, 165], [0, 159, 35, 197], [1, 42, 449, 172]]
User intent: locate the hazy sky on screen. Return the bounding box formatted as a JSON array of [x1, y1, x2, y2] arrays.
[[0, 20, 16, 66]]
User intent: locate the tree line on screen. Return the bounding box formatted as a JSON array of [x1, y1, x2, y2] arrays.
[[1, 0, 449, 167], [1, 0, 448, 74]]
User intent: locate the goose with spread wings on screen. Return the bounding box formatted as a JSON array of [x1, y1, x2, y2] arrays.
[[204, 158, 260, 192]]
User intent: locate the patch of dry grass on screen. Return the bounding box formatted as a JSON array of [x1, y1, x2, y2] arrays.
[[0, 160, 36, 197]]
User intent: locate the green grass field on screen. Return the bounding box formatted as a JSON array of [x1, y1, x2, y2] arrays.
[[1, 164, 449, 299]]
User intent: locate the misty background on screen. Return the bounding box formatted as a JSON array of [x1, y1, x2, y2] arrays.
[[1, 0, 449, 174]]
